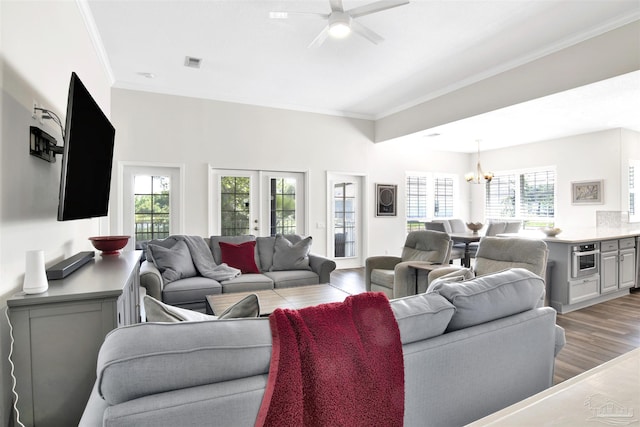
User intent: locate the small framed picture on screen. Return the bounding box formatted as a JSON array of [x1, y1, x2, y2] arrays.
[[572, 180, 603, 205], [376, 184, 397, 216]]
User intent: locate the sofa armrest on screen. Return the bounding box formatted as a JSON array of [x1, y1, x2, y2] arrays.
[[365, 256, 402, 292], [308, 253, 336, 283], [426, 266, 471, 286], [140, 260, 163, 301]]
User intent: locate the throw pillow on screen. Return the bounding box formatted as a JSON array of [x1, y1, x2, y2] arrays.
[[144, 295, 216, 322], [147, 240, 197, 284], [219, 241, 261, 274], [217, 293, 261, 319], [270, 235, 312, 271]]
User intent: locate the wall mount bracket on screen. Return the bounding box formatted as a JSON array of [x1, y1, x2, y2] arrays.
[[29, 126, 63, 163]]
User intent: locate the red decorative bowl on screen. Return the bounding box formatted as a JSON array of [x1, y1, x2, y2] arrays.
[[89, 235, 130, 255]]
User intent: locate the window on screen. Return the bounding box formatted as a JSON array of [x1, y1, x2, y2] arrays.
[[434, 177, 454, 218], [134, 175, 170, 241], [406, 173, 457, 232], [334, 182, 356, 257], [630, 160, 640, 222], [270, 177, 296, 235], [220, 176, 251, 236], [486, 167, 556, 228]]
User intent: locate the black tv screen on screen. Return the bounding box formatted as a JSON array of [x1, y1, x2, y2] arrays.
[[58, 72, 115, 221]]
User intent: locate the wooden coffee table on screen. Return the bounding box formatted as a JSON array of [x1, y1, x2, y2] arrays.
[[205, 284, 352, 316]]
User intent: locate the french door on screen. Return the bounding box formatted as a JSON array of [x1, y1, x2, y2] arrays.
[[327, 172, 366, 269], [209, 169, 307, 236]]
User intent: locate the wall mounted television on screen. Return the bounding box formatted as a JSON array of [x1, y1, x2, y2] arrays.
[[58, 72, 116, 221]]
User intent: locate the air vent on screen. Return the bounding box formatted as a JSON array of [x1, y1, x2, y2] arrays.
[[184, 56, 202, 69]]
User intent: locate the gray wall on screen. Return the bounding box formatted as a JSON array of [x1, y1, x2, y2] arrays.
[[0, 2, 112, 424]]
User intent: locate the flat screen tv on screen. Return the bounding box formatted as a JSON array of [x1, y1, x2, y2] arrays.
[[57, 72, 116, 221]]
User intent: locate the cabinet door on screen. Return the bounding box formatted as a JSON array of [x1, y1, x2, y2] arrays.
[[600, 251, 619, 293], [619, 249, 636, 289], [569, 276, 600, 304]]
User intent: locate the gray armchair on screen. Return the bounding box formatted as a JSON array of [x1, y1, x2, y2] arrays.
[[366, 230, 452, 298], [427, 236, 548, 286]]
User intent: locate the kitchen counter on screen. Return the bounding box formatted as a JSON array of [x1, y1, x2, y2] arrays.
[[500, 226, 640, 244]]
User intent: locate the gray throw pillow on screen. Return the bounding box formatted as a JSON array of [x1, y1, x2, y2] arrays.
[[270, 235, 312, 271], [147, 240, 197, 284], [217, 293, 260, 319], [144, 295, 216, 322]]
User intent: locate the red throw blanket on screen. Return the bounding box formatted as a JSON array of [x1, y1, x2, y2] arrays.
[[255, 292, 404, 427]]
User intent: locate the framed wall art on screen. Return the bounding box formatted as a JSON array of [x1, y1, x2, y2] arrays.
[[376, 184, 397, 216], [571, 180, 603, 205]]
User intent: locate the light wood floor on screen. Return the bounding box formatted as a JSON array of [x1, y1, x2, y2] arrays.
[[330, 268, 640, 385]]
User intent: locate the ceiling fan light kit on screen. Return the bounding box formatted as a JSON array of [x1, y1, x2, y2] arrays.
[[328, 12, 352, 38]]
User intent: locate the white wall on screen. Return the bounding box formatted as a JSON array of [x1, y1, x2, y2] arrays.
[[0, 2, 112, 424], [110, 89, 471, 258], [469, 128, 637, 229]]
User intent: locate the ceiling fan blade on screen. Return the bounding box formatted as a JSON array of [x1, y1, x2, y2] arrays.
[[308, 25, 330, 48], [348, 0, 409, 19], [329, 0, 345, 13], [269, 11, 328, 20], [350, 20, 384, 44]]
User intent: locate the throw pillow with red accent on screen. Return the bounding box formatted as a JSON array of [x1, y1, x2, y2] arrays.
[[219, 240, 261, 274]]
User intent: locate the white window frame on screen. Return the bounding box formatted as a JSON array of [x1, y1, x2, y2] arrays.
[[405, 172, 460, 225], [485, 166, 556, 227], [630, 159, 640, 223], [118, 162, 185, 250]]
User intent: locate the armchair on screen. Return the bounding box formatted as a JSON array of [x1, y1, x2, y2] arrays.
[[427, 236, 548, 286], [366, 230, 452, 298]]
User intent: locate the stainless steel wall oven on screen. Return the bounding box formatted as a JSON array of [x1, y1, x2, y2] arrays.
[[571, 242, 600, 279]]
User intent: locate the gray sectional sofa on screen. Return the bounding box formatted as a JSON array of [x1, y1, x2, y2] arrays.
[[140, 234, 336, 311], [80, 268, 565, 426]]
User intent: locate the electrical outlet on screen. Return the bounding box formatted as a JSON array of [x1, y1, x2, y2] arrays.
[[32, 100, 44, 124]]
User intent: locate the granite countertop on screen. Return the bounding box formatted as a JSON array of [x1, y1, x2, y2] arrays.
[[499, 226, 640, 244]]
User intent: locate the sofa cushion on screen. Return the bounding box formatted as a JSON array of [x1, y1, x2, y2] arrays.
[[390, 293, 455, 344], [264, 270, 319, 288], [219, 241, 261, 274], [97, 318, 273, 405], [429, 268, 545, 332], [220, 274, 274, 293], [162, 276, 222, 306], [270, 235, 312, 271], [147, 240, 197, 284]]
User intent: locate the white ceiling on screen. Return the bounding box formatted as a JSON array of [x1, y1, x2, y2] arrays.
[[85, 0, 640, 152]]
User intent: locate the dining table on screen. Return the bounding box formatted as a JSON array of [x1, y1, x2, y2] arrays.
[[449, 232, 482, 267]]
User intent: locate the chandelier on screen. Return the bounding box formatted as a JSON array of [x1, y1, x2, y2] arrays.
[[465, 140, 494, 184]]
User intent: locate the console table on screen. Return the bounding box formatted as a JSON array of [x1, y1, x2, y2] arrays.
[[7, 250, 142, 427]]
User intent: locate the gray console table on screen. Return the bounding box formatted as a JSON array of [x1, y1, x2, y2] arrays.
[[7, 250, 142, 427]]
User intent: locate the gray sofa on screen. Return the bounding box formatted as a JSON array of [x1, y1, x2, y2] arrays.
[[140, 234, 336, 311], [80, 268, 565, 427]]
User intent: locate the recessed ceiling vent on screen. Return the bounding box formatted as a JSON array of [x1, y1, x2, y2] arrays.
[[184, 56, 202, 69]]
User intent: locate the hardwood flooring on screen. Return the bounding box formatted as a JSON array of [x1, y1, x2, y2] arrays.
[[329, 267, 640, 385]]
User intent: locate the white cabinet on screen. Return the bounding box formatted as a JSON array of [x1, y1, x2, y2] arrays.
[[600, 239, 636, 293], [619, 248, 636, 289], [7, 251, 141, 427]]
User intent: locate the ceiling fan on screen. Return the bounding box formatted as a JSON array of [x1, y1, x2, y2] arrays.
[[270, 0, 410, 47]]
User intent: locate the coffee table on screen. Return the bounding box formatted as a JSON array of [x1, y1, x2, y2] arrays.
[[205, 284, 352, 316]]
